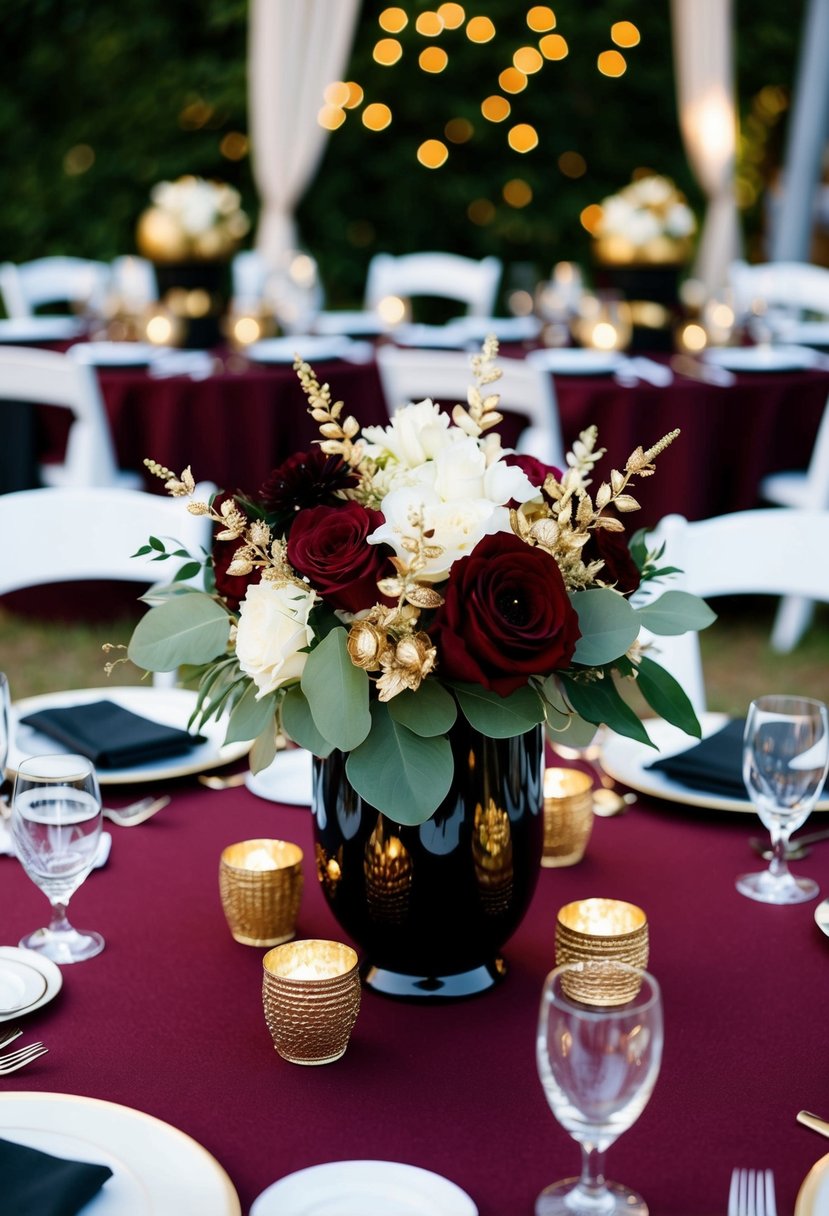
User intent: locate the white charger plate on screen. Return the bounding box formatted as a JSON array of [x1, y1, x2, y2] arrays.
[[247, 336, 353, 364], [796, 1152, 829, 1216], [702, 345, 813, 372], [600, 712, 829, 814], [9, 687, 252, 786], [449, 315, 542, 343], [0, 1092, 241, 1214], [68, 341, 160, 367], [776, 321, 829, 348], [0, 316, 86, 343], [391, 324, 468, 350], [251, 1160, 477, 1216], [526, 347, 625, 375], [245, 749, 312, 806], [314, 310, 386, 337], [0, 947, 62, 1021]]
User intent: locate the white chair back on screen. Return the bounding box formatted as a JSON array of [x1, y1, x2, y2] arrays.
[[638, 509, 829, 711], [0, 345, 140, 489], [374, 346, 565, 468], [365, 252, 502, 318], [729, 259, 829, 319], [110, 256, 158, 312], [0, 256, 111, 318]]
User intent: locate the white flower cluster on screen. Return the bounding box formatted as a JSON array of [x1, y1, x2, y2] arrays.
[[594, 175, 696, 265], [137, 175, 250, 261]]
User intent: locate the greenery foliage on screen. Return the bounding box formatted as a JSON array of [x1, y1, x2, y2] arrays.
[[0, 0, 804, 309]]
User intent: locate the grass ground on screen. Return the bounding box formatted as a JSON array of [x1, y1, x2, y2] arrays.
[[1, 595, 827, 714]]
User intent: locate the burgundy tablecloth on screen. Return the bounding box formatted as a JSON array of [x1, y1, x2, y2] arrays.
[[1, 770, 827, 1215]]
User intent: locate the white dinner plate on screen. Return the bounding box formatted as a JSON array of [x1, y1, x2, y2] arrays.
[[600, 712, 829, 814], [314, 310, 386, 337], [251, 1160, 478, 1216], [525, 347, 625, 375], [702, 345, 814, 372], [391, 324, 468, 349], [0, 1092, 241, 1214], [815, 900, 829, 939], [772, 320, 829, 349], [795, 1152, 829, 1216], [0, 316, 86, 343], [245, 748, 312, 806], [247, 336, 353, 364], [9, 687, 252, 786], [448, 315, 543, 344], [68, 341, 160, 367], [0, 947, 62, 1021]]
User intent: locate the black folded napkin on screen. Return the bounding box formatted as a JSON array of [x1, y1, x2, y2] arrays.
[[646, 717, 747, 798], [20, 699, 205, 769], [0, 1135, 113, 1216]]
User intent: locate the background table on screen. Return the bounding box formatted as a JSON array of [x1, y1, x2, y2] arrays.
[[1, 763, 827, 1215]]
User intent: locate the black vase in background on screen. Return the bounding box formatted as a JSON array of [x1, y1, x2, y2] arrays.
[[153, 260, 230, 350], [594, 263, 682, 353], [311, 719, 545, 1001]]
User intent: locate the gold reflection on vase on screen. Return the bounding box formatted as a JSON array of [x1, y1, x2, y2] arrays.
[[315, 842, 343, 897], [364, 817, 412, 924], [472, 798, 514, 916]]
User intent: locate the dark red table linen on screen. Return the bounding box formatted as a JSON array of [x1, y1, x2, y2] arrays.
[[1, 773, 827, 1216]]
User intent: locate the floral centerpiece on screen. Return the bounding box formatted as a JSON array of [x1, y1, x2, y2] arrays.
[[123, 340, 714, 828], [135, 175, 250, 264], [592, 174, 697, 267]]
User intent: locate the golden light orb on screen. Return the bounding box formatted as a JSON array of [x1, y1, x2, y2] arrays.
[[445, 116, 474, 143], [580, 203, 603, 235], [678, 322, 707, 353], [466, 15, 495, 42], [499, 67, 528, 94], [468, 198, 496, 226], [344, 82, 364, 109], [503, 178, 533, 207], [481, 95, 511, 122], [508, 123, 538, 153], [598, 49, 626, 77], [539, 33, 568, 59], [374, 38, 403, 66], [219, 132, 248, 161], [420, 46, 449, 72], [558, 150, 586, 178], [611, 21, 640, 48], [379, 7, 408, 32], [417, 138, 449, 168], [527, 5, 556, 31], [232, 316, 263, 346], [63, 144, 95, 176], [514, 46, 543, 74], [318, 104, 346, 130], [324, 81, 351, 107], [416, 11, 444, 36], [377, 294, 408, 325], [363, 103, 393, 131], [438, 3, 465, 29], [145, 312, 175, 345]]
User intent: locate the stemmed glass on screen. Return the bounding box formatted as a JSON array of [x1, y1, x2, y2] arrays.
[[10, 753, 105, 963], [737, 694, 829, 904], [536, 961, 663, 1216], [0, 672, 10, 805]]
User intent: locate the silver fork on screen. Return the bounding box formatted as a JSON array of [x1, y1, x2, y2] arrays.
[[102, 794, 171, 827], [0, 1041, 48, 1075], [728, 1168, 778, 1216], [0, 1026, 22, 1051]]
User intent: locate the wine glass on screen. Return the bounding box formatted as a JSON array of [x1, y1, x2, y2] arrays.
[[536, 961, 663, 1216], [737, 694, 829, 904], [0, 672, 10, 804], [10, 753, 105, 963]]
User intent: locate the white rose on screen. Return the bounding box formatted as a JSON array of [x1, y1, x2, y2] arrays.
[[369, 485, 499, 581], [235, 580, 316, 698], [361, 399, 453, 468]]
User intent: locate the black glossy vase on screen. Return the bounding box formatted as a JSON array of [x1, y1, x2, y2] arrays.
[[311, 720, 545, 1001], [153, 259, 230, 350]]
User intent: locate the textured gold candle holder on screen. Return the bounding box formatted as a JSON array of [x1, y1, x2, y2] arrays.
[[262, 939, 361, 1066], [219, 838, 304, 947], [555, 898, 649, 1005], [542, 768, 595, 867]]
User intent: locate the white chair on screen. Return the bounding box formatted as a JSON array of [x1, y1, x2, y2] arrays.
[[0, 256, 111, 318], [637, 510, 829, 712], [374, 346, 566, 467], [0, 345, 142, 489], [364, 252, 502, 318], [109, 255, 158, 311], [728, 259, 829, 322]]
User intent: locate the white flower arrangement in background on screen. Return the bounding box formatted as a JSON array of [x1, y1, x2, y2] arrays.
[[136, 175, 250, 263], [593, 174, 697, 266]]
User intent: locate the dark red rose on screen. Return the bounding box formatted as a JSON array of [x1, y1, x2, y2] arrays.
[[212, 493, 261, 611], [430, 533, 581, 696], [503, 452, 562, 489], [286, 502, 393, 615], [583, 521, 641, 595]]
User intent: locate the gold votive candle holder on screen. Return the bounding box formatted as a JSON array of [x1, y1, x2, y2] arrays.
[[219, 838, 304, 947], [543, 768, 595, 867], [262, 939, 361, 1066], [555, 897, 649, 1005]]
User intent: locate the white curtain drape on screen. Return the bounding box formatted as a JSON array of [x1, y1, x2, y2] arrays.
[[248, 0, 361, 267], [671, 0, 740, 293]]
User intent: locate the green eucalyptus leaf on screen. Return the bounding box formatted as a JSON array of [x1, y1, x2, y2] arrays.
[[387, 680, 457, 737], [225, 683, 277, 745], [127, 594, 230, 671], [545, 710, 599, 749], [570, 588, 640, 666], [635, 655, 702, 739], [249, 726, 278, 774], [282, 685, 334, 757], [559, 673, 654, 747], [301, 627, 371, 752], [345, 703, 453, 825], [635, 590, 717, 636], [453, 682, 545, 738]]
